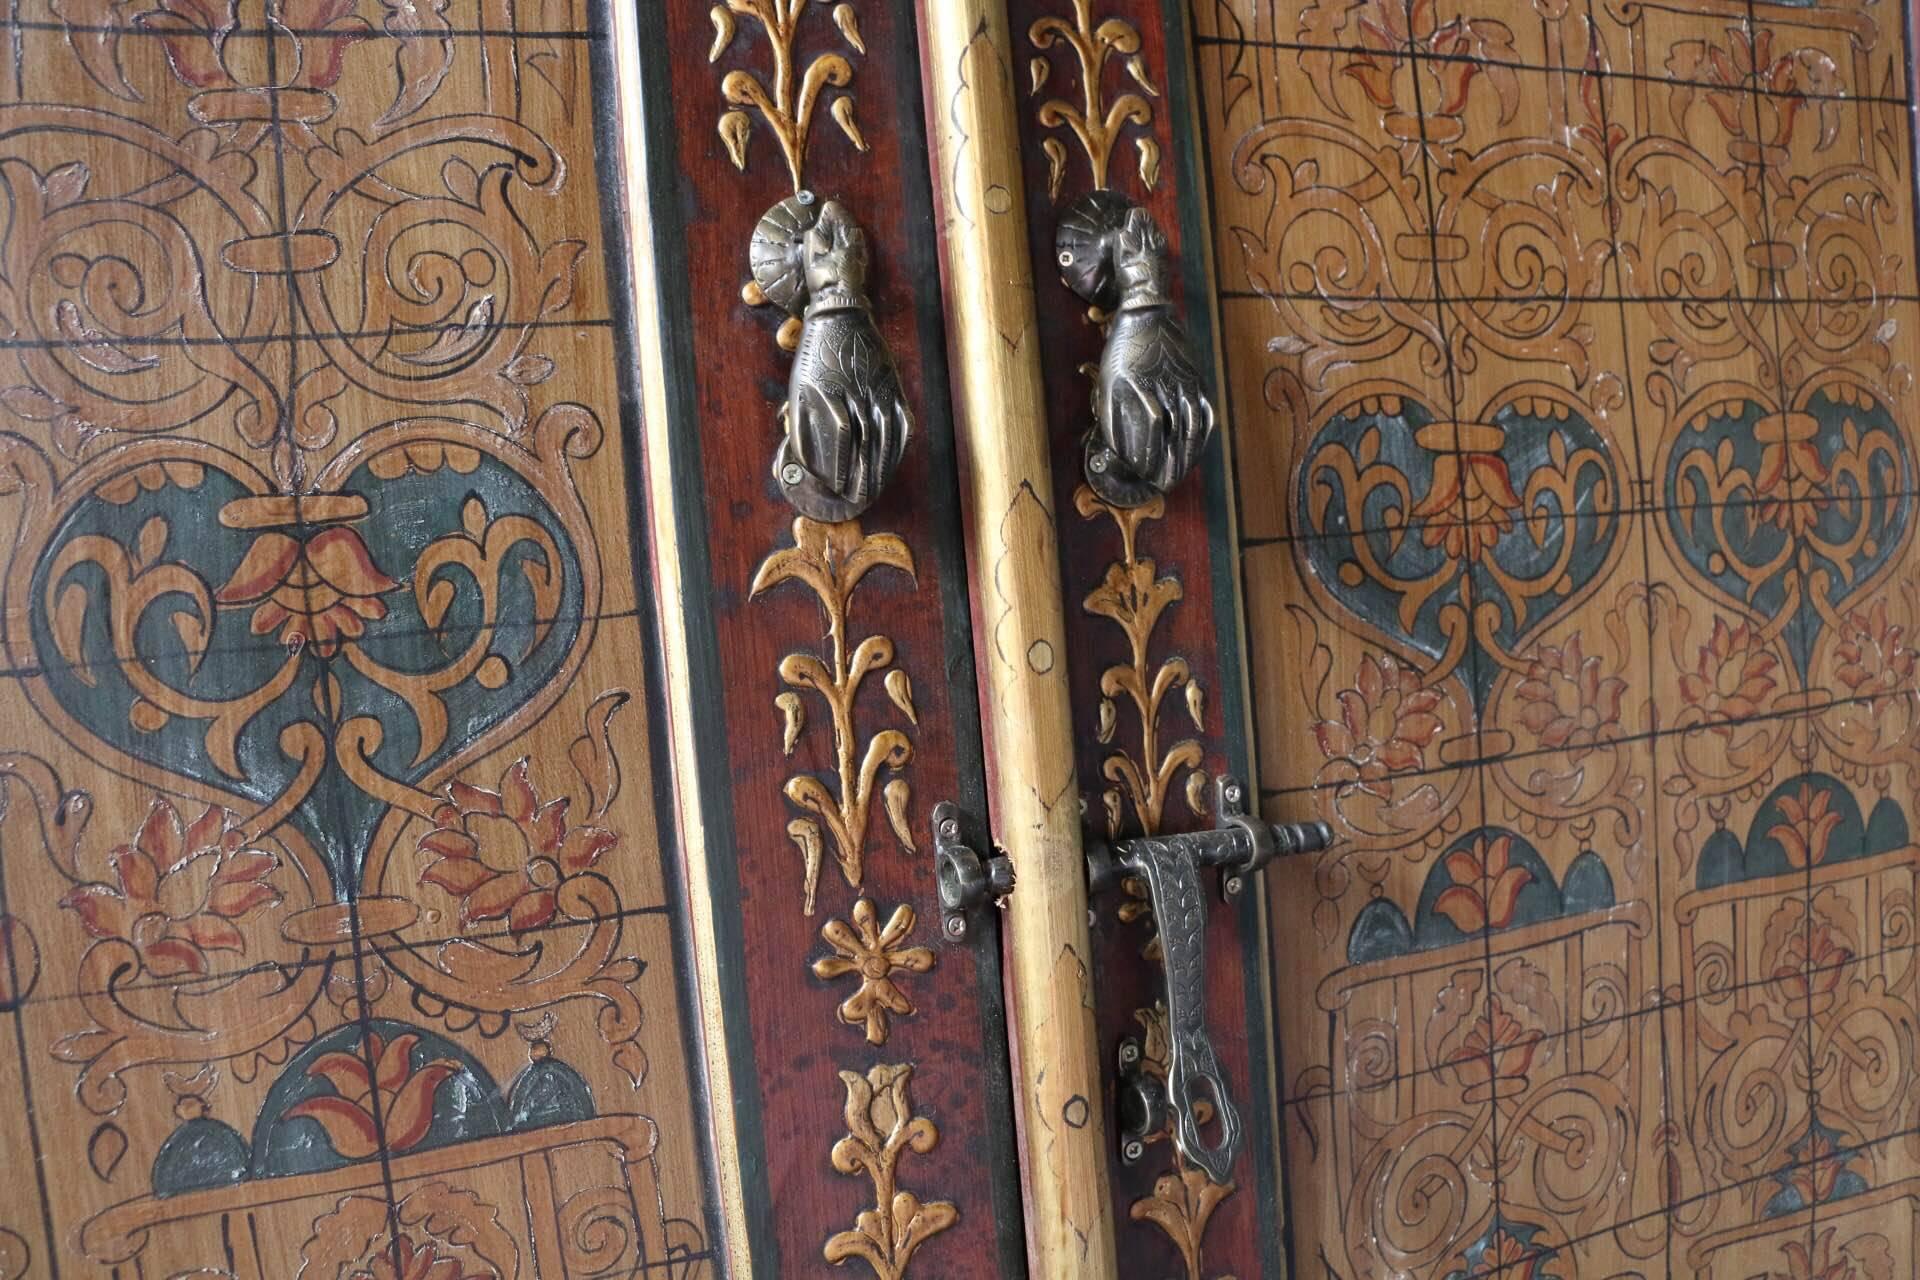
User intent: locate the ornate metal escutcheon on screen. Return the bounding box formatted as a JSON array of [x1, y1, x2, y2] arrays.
[[1056, 190, 1216, 507], [1087, 778, 1331, 1182], [750, 190, 912, 521]]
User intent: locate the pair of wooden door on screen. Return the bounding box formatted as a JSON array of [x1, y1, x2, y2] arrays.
[[4, 0, 1920, 1277]]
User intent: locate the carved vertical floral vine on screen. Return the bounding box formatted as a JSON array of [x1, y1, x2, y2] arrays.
[[826, 1063, 958, 1280], [751, 518, 918, 915], [709, 0, 869, 191], [1028, 0, 1161, 198], [1077, 485, 1206, 839]]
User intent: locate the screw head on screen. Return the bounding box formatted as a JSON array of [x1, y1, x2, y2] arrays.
[[1118, 1041, 1141, 1066], [1122, 1140, 1144, 1162], [1225, 784, 1242, 803], [1224, 875, 1244, 899], [780, 463, 805, 487], [796, 189, 816, 205], [1089, 452, 1109, 474], [944, 915, 967, 940], [940, 818, 958, 838]]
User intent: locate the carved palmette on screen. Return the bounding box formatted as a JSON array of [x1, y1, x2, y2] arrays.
[[751, 192, 912, 522], [1057, 191, 1216, 508]]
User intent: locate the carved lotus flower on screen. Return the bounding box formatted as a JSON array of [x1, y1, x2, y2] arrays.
[[1768, 782, 1845, 870], [286, 1031, 460, 1160], [1751, 411, 1831, 533], [141, 0, 370, 92], [216, 524, 399, 657], [419, 759, 617, 937], [1679, 618, 1778, 731], [1432, 833, 1532, 934], [61, 799, 282, 977], [1449, 998, 1545, 1095], [1514, 636, 1626, 760], [1313, 653, 1445, 800], [1835, 601, 1916, 697], [1410, 422, 1521, 561]]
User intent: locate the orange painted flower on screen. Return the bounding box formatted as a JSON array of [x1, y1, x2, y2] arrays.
[[349, 1238, 487, 1280], [1433, 834, 1532, 933], [1338, 0, 1518, 162], [1410, 422, 1521, 562], [217, 524, 398, 657], [1834, 600, 1916, 697], [1781, 1228, 1861, 1280], [1751, 412, 1831, 533], [285, 1031, 459, 1160], [1454, 1226, 1551, 1279], [1313, 653, 1446, 800], [1679, 618, 1779, 731], [1768, 783, 1845, 869], [1450, 998, 1545, 1089], [1786, 1130, 1847, 1209], [419, 759, 617, 937], [60, 799, 281, 977], [1514, 636, 1626, 760]]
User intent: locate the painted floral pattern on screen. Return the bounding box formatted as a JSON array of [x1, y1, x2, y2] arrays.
[[1514, 637, 1625, 759], [216, 523, 400, 657], [285, 1030, 461, 1160], [61, 799, 282, 976], [1679, 618, 1780, 729], [419, 759, 618, 937], [1431, 833, 1533, 933], [1313, 653, 1446, 799]]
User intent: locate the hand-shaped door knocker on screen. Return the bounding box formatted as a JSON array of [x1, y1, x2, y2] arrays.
[[1056, 191, 1217, 508], [749, 191, 911, 522]]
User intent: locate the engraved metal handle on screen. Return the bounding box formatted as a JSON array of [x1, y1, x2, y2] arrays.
[[1086, 778, 1332, 1183], [1055, 191, 1217, 508], [750, 191, 912, 521]]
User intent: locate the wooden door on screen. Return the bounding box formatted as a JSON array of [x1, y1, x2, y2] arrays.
[[992, 0, 1920, 1276], [0, 2, 1029, 1276]]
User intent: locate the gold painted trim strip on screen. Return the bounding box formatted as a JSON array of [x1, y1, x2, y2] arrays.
[[917, 3, 1119, 1274], [609, 4, 755, 1273]]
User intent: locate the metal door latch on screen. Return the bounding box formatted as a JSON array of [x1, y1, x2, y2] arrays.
[[1086, 777, 1332, 1183], [932, 801, 1014, 942]]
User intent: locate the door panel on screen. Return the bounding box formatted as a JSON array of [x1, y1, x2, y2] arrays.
[[622, 3, 1029, 1277], [995, 2, 1288, 1276], [1179, 0, 1920, 1277], [0, 2, 1026, 1276]]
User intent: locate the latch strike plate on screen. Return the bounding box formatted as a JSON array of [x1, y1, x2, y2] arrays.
[[932, 801, 1014, 942]]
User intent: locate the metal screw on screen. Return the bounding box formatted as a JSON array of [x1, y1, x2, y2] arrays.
[[781, 463, 805, 486], [1058, 250, 1073, 267], [1089, 452, 1108, 473], [796, 189, 815, 205], [940, 818, 958, 839], [944, 915, 967, 940], [1223, 875, 1244, 899], [1224, 783, 1242, 804], [1122, 1139, 1144, 1162], [1118, 1040, 1141, 1067]]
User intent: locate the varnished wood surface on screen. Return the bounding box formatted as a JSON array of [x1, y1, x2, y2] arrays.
[[0, 2, 722, 1275], [1190, 0, 1920, 1276], [0, 3, 1031, 1279]]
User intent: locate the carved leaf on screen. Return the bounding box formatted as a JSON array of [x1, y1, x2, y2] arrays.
[[1129, 1164, 1234, 1278], [883, 778, 914, 853], [398, 296, 494, 367], [377, 0, 454, 126], [776, 691, 806, 754], [51, 0, 139, 102], [884, 669, 916, 723], [833, 3, 865, 54], [719, 109, 753, 170], [1125, 54, 1160, 97], [610, 1038, 649, 1089], [1042, 137, 1067, 201], [1185, 681, 1204, 731], [1029, 56, 1050, 95], [1184, 771, 1208, 817], [789, 818, 825, 916], [1097, 696, 1117, 744], [568, 690, 631, 818], [1137, 135, 1160, 189], [708, 4, 734, 60], [87, 1122, 126, 1181], [831, 96, 868, 151]]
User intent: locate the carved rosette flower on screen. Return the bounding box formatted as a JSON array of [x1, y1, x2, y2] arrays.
[[61, 798, 282, 977], [813, 899, 935, 1046], [1834, 600, 1917, 698], [418, 758, 618, 937]]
